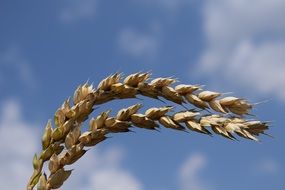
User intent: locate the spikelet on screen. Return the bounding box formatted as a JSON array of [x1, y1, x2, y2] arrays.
[[198, 91, 221, 102], [219, 96, 240, 106], [65, 126, 81, 150], [145, 107, 172, 120], [124, 72, 150, 87], [97, 73, 121, 91], [173, 111, 200, 122], [48, 154, 60, 174], [61, 99, 71, 115], [37, 173, 47, 190], [209, 100, 227, 113], [244, 121, 269, 136], [117, 85, 137, 99], [94, 91, 115, 105], [137, 82, 160, 99], [131, 114, 159, 130], [211, 125, 235, 140], [185, 94, 209, 109], [127, 104, 143, 115], [42, 121, 52, 150], [150, 77, 176, 88], [47, 168, 72, 189], [85, 135, 107, 147], [73, 83, 94, 104], [104, 117, 131, 133], [89, 110, 111, 131], [185, 120, 212, 135], [228, 99, 252, 115], [110, 83, 125, 93], [175, 84, 201, 95], [161, 86, 184, 104], [159, 116, 185, 130], [200, 115, 228, 128]]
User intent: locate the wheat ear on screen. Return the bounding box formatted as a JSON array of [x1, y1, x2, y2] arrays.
[[27, 72, 270, 190]]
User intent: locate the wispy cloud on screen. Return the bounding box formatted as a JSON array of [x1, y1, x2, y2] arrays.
[[134, 0, 193, 12], [60, 0, 97, 23], [62, 147, 143, 190], [254, 158, 280, 175], [0, 100, 39, 190], [118, 27, 159, 58], [0, 100, 143, 189], [179, 153, 212, 190], [0, 46, 36, 88], [196, 0, 285, 101]]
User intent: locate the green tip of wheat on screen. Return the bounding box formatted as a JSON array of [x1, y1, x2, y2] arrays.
[[27, 72, 271, 190]]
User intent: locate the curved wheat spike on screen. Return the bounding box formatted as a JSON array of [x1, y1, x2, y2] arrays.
[[27, 72, 271, 190]]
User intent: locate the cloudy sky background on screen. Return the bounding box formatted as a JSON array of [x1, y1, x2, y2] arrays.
[[0, 0, 284, 189]]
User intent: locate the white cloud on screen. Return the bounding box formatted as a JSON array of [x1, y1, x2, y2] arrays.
[[0, 46, 36, 88], [179, 153, 212, 190], [197, 0, 285, 101], [135, 0, 193, 12], [0, 100, 39, 190], [203, 0, 285, 47], [86, 169, 142, 190], [60, 0, 97, 22], [118, 28, 158, 58], [0, 100, 142, 190], [62, 147, 143, 190], [254, 158, 280, 175]]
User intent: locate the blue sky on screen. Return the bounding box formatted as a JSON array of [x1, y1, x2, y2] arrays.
[[0, 0, 284, 190]]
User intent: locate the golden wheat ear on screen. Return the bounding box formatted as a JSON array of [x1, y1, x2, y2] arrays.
[[27, 72, 271, 190]]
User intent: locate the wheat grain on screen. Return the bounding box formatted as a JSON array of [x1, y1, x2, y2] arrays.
[[26, 72, 271, 190]]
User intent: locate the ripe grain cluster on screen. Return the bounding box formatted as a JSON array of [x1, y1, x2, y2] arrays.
[[27, 72, 270, 190]]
